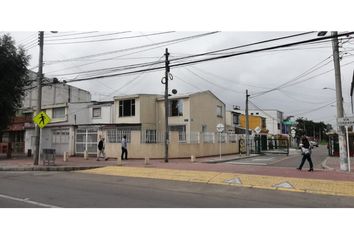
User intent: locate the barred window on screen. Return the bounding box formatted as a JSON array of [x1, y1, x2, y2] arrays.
[[52, 128, 69, 144], [107, 128, 131, 143]]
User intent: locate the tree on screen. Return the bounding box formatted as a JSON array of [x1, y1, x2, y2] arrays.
[[0, 34, 30, 131], [294, 117, 330, 143]]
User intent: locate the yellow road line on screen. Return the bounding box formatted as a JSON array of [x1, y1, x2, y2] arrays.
[[80, 166, 354, 197]]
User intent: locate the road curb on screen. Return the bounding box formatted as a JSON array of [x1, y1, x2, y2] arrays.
[[203, 154, 261, 163], [0, 165, 103, 171]]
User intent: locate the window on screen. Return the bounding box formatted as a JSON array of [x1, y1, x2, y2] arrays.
[[119, 99, 135, 117], [277, 123, 281, 130], [169, 125, 186, 142], [92, 107, 101, 118], [52, 128, 69, 144], [145, 129, 157, 143], [169, 99, 183, 117], [233, 114, 239, 125], [106, 128, 132, 143], [53, 107, 65, 118], [217, 105, 223, 118], [261, 118, 266, 128]]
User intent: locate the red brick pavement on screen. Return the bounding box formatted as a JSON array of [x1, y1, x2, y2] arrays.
[[1, 153, 353, 182]]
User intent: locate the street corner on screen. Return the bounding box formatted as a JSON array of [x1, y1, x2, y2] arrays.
[[79, 166, 354, 197]]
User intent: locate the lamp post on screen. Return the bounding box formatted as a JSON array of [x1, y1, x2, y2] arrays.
[[319, 31, 348, 171], [33, 31, 57, 166], [33, 31, 44, 166]]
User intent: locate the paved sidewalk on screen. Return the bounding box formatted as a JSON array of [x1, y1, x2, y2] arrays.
[[1, 153, 353, 197]]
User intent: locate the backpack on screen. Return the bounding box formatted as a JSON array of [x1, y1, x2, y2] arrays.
[[98, 140, 103, 150]]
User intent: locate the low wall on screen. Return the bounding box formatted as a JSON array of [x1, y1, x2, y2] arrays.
[[105, 131, 239, 159]]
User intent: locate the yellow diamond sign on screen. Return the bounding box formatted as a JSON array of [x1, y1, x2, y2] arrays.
[[33, 111, 51, 128]]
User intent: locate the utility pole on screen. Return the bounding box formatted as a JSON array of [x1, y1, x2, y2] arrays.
[[163, 48, 170, 163], [245, 89, 250, 156], [33, 31, 44, 166], [332, 31, 348, 171]]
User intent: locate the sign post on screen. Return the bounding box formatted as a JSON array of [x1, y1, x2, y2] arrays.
[[345, 126, 351, 172], [337, 116, 353, 172], [216, 123, 224, 160], [33, 111, 51, 164]]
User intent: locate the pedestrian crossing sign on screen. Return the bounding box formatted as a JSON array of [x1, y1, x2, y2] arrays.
[[33, 111, 51, 128]]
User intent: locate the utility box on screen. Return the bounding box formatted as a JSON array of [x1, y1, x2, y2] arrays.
[[42, 148, 56, 166]]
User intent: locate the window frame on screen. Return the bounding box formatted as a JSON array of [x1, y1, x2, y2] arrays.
[[168, 99, 183, 117], [53, 107, 65, 119], [216, 105, 223, 118], [119, 99, 135, 117], [92, 107, 101, 118]]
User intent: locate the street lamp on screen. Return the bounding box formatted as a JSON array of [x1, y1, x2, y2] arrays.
[[33, 31, 57, 166], [318, 31, 348, 171]]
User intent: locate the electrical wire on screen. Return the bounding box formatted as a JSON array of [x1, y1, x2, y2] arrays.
[[45, 31, 175, 45], [250, 55, 333, 98], [43, 31, 99, 38], [44, 32, 220, 75], [44, 32, 219, 65], [62, 32, 354, 84], [44, 31, 130, 41]]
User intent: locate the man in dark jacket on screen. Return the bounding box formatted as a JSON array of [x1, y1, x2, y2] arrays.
[[97, 137, 107, 161]]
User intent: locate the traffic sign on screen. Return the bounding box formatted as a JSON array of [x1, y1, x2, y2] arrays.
[[216, 123, 224, 133], [255, 126, 261, 134], [291, 129, 296, 137], [33, 111, 51, 128], [337, 116, 354, 126]]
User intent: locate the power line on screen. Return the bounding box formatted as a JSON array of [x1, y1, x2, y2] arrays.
[[63, 32, 354, 84], [45, 31, 175, 45], [44, 32, 220, 75], [169, 32, 315, 63], [44, 31, 130, 41], [293, 100, 337, 116], [45, 32, 219, 64], [251, 55, 333, 98], [43, 31, 99, 38]]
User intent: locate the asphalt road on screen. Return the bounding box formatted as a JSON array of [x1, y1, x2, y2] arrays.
[[1, 170, 354, 208], [228, 145, 328, 168]]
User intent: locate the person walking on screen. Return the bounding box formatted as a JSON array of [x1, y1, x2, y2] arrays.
[[297, 136, 314, 171], [97, 137, 107, 161], [121, 135, 128, 160]]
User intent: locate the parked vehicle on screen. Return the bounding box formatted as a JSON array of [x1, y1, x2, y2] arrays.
[[310, 140, 319, 147]]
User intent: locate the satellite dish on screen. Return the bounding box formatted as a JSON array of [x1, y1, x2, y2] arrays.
[[172, 89, 177, 94]]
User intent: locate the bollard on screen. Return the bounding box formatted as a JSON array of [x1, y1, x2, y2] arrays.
[[145, 157, 150, 165], [63, 152, 68, 162], [84, 150, 88, 160], [117, 156, 123, 166], [191, 155, 196, 163]]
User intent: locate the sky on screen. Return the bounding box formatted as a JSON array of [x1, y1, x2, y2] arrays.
[[3, 30, 354, 129]]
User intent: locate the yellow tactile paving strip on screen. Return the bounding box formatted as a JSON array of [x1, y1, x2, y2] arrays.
[[80, 166, 354, 197]]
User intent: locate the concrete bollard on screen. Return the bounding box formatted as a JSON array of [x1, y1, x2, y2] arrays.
[[84, 150, 89, 160], [145, 157, 150, 165], [191, 155, 196, 163], [117, 156, 123, 166], [63, 152, 68, 162]]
